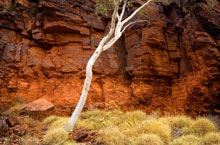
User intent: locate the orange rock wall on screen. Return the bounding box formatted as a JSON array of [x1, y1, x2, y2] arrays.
[[0, 0, 219, 116]]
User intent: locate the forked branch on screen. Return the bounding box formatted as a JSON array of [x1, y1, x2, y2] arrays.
[[65, 0, 153, 132]]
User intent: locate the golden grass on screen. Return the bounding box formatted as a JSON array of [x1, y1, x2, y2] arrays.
[[202, 132, 220, 145], [19, 135, 41, 145], [171, 135, 202, 145], [125, 110, 147, 121], [41, 110, 220, 145], [137, 120, 171, 144], [76, 109, 125, 130], [80, 109, 107, 119], [97, 127, 127, 145], [42, 116, 70, 144], [167, 116, 193, 129], [63, 140, 76, 145], [42, 115, 61, 125], [43, 128, 69, 145], [183, 118, 218, 136], [134, 134, 164, 145], [49, 117, 69, 130]]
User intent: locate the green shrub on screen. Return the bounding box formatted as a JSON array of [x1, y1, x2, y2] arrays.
[[183, 118, 218, 136], [43, 128, 69, 145], [202, 132, 220, 145], [134, 134, 164, 145], [172, 135, 202, 145]]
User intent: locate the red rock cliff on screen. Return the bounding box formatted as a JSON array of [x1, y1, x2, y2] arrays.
[[0, 0, 219, 116]]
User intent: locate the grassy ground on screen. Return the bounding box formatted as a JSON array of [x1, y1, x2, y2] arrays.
[[41, 110, 220, 145], [4, 108, 220, 145]]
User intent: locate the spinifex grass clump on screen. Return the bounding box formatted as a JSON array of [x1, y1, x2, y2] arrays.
[[42, 110, 220, 145], [43, 128, 69, 145], [75, 109, 125, 130], [202, 132, 220, 145], [183, 117, 218, 137], [137, 120, 171, 144], [42, 116, 70, 145], [171, 135, 202, 145], [167, 116, 193, 129], [125, 110, 147, 121], [159, 115, 193, 138], [42, 115, 61, 125], [49, 117, 69, 131], [19, 135, 41, 145], [97, 127, 128, 145], [135, 134, 164, 145], [63, 140, 76, 145]]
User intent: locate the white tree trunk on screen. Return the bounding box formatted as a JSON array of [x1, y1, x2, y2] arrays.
[[65, 46, 103, 131], [65, 0, 152, 132]]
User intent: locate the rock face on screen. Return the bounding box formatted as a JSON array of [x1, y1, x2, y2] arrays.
[[0, 0, 219, 116]]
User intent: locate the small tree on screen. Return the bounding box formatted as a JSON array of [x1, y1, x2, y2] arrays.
[[65, 0, 153, 132]]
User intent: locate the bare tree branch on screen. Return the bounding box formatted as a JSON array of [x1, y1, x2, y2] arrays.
[[119, 0, 127, 22], [121, 0, 152, 26], [122, 20, 150, 33]]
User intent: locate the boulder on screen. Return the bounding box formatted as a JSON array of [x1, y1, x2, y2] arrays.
[[24, 98, 54, 112]]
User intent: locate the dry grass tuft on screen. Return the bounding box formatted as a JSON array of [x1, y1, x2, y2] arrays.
[[168, 116, 193, 129], [76, 109, 124, 130], [18, 116, 39, 128], [80, 109, 107, 119], [183, 118, 218, 136], [138, 120, 171, 144], [43, 115, 60, 125], [125, 110, 147, 121], [159, 116, 194, 139], [63, 140, 76, 145], [134, 134, 164, 145], [49, 117, 69, 130], [171, 135, 202, 145], [97, 127, 127, 145], [202, 132, 220, 145], [43, 128, 69, 145], [19, 135, 41, 145], [41, 110, 220, 145]]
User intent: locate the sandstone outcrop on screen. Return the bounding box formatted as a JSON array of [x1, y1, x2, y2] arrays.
[[0, 0, 219, 116]]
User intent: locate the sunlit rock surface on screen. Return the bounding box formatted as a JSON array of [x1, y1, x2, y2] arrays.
[[0, 0, 219, 116]]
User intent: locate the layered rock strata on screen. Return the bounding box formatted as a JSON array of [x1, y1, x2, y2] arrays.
[[0, 0, 219, 116]]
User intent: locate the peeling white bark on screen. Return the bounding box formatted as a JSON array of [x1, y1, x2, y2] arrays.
[[65, 0, 152, 132]]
